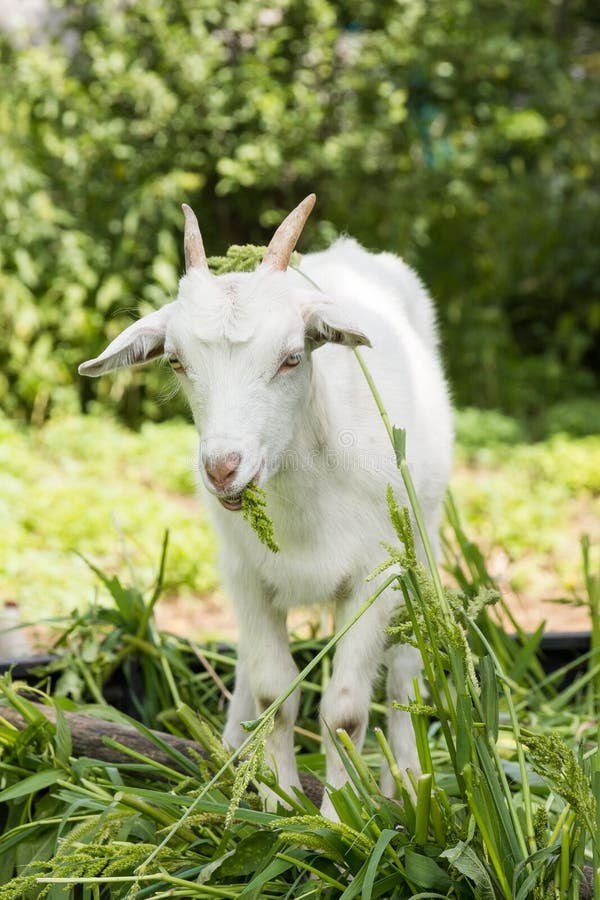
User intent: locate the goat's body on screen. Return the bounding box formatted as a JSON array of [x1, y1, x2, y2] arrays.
[[80, 204, 453, 817], [208, 239, 453, 812]]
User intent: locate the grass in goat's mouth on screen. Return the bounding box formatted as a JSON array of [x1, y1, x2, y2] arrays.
[[241, 481, 279, 552]]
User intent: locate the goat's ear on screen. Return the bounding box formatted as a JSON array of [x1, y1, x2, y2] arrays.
[[302, 297, 371, 349], [78, 303, 175, 377]]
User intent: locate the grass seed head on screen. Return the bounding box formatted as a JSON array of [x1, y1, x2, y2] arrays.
[[227, 714, 275, 827], [525, 732, 595, 824], [241, 482, 280, 553], [386, 486, 417, 568]]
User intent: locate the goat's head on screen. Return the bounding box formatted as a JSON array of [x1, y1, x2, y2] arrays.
[[79, 195, 370, 510]]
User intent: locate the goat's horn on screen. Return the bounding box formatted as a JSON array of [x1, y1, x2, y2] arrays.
[[181, 203, 209, 272], [261, 194, 316, 272]]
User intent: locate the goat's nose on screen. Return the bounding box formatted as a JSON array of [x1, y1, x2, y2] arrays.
[[205, 453, 241, 489]]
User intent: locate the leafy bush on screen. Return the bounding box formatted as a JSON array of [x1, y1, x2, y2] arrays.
[[540, 397, 600, 439], [454, 407, 525, 451], [0, 0, 598, 424]]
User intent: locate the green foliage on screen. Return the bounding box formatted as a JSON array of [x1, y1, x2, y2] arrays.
[[451, 433, 600, 583], [456, 402, 600, 448], [0, 409, 218, 623], [524, 731, 596, 828], [208, 244, 267, 275], [0, 0, 598, 424], [539, 398, 600, 439], [208, 245, 301, 275], [455, 407, 525, 451], [42, 531, 224, 727]]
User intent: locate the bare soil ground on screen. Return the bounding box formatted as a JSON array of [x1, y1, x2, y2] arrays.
[[155, 502, 596, 642]]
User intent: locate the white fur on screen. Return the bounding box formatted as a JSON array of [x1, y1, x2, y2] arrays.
[[80, 236, 453, 815]]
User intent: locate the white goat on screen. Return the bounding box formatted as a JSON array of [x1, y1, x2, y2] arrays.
[[79, 195, 453, 816]]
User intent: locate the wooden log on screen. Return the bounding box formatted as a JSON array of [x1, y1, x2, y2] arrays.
[[0, 702, 323, 805], [0, 702, 203, 770]]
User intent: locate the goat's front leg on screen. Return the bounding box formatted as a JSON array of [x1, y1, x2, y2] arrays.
[[222, 655, 254, 750], [223, 587, 301, 803], [319, 580, 394, 818]]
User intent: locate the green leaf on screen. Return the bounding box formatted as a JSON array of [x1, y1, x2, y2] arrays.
[[440, 840, 495, 898], [0, 769, 64, 803], [219, 831, 278, 877], [509, 623, 544, 684], [197, 848, 236, 884], [391, 426, 406, 466], [456, 689, 473, 773], [480, 654, 499, 743], [404, 847, 452, 890], [52, 701, 73, 764], [238, 850, 302, 900], [361, 829, 399, 900], [95, 274, 125, 311], [475, 735, 526, 867]]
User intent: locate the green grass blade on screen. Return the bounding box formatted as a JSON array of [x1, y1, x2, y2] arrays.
[[0, 768, 64, 803], [360, 829, 402, 900]]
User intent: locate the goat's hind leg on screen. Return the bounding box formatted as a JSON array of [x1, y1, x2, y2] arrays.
[[381, 642, 423, 796], [319, 581, 393, 818]]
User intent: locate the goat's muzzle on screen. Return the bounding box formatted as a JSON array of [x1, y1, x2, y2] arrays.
[[212, 463, 264, 512], [204, 452, 246, 510]]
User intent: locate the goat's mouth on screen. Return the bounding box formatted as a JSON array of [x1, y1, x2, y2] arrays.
[[218, 494, 243, 511]]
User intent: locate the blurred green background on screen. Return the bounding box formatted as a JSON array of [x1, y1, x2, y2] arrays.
[[0, 0, 599, 631], [1, 0, 598, 431]]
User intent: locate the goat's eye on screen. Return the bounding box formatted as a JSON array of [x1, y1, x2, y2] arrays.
[[279, 351, 303, 372], [168, 357, 184, 372]]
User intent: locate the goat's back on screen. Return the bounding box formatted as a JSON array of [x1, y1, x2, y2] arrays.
[[299, 237, 440, 352], [295, 238, 453, 514]]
